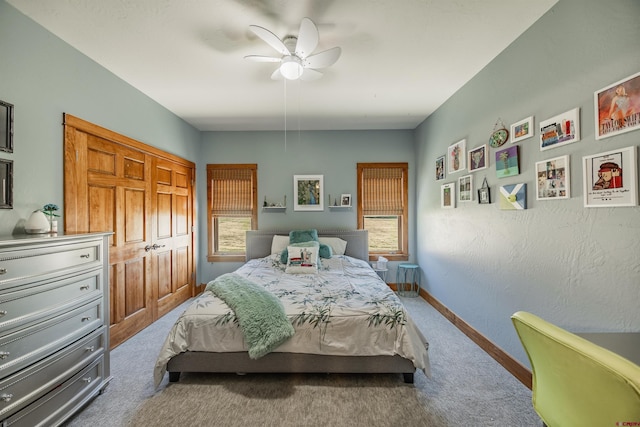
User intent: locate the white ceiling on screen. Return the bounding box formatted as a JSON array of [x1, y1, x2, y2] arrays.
[[8, 0, 558, 131]]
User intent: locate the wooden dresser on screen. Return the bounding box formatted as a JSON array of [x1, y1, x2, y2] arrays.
[[0, 232, 111, 426]]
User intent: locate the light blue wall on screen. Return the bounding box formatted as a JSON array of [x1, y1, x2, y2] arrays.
[[198, 130, 416, 280], [415, 0, 640, 367], [4, 0, 639, 373], [0, 1, 201, 235]]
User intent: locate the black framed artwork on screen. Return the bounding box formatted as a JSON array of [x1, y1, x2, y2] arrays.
[[0, 158, 13, 209], [0, 100, 14, 153]]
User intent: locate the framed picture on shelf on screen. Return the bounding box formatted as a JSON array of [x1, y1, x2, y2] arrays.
[[458, 175, 473, 202], [340, 194, 351, 207], [435, 155, 445, 180], [0, 158, 13, 209], [467, 144, 488, 172], [0, 100, 14, 153], [583, 146, 637, 208], [294, 174, 324, 211], [536, 155, 570, 200], [594, 71, 640, 140], [447, 139, 466, 174], [539, 108, 580, 151], [495, 145, 519, 178], [510, 116, 534, 143], [441, 183, 455, 209]]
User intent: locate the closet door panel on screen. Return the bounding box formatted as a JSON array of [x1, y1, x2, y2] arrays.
[[153, 159, 193, 318], [64, 114, 195, 349]]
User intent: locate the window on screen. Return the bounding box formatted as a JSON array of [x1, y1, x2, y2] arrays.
[[207, 164, 257, 262], [357, 163, 408, 261]]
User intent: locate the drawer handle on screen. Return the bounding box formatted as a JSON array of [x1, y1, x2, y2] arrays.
[[0, 352, 10, 360], [80, 253, 91, 259], [79, 285, 90, 291], [0, 310, 6, 317], [81, 316, 92, 322], [86, 346, 95, 352], [0, 268, 6, 275], [0, 394, 12, 402], [82, 377, 92, 383]]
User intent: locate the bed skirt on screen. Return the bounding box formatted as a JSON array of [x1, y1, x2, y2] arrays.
[[166, 351, 416, 383]]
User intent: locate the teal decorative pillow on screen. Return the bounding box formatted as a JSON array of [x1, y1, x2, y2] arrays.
[[319, 243, 332, 259], [289, 229, 319, 244], [281, 230, 323, 263]]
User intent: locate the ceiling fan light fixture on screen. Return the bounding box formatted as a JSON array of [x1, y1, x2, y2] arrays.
[[280, 56, 303, 80], [246, 18, 339, 81]]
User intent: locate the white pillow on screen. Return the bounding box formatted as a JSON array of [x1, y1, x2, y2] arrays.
[[285, 242, 319, 274], [271, 235, 290, 255], [318, 237, 348, 255]]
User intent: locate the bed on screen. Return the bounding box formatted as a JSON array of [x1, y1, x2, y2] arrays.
[[154, 230, 430, 386]]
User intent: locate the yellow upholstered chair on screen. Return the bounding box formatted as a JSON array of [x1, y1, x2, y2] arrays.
[[511, 311, 640, 427]]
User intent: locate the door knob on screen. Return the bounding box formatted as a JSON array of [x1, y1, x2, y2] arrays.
[[145, 243, 166, 252]]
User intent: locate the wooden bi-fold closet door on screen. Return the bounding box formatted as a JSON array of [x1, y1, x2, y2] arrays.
[[63, 114, 195, 348]]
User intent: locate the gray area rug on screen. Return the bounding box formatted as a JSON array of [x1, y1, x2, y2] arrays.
[[64, 296, 541, 426]]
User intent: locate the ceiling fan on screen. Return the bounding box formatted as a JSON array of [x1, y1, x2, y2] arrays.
[[244, 17, 341, 81]]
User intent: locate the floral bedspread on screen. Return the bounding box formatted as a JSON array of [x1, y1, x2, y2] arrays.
[[154, 254, 430, 386]]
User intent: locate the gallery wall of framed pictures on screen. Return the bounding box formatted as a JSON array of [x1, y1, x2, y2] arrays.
[[434, 71, 640, 210]]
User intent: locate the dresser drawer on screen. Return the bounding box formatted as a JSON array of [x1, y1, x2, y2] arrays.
[[0, 241, 101, 289], [0, 299, 103, 379], [0, 270, 102, 334], [2, 356, 105, 427], [0, 327, 105, 419]]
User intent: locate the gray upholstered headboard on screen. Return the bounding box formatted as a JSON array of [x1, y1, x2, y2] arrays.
[[246, 230, 369, 262]]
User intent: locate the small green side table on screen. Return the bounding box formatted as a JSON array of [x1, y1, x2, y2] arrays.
[[396, 264, 420, 297]]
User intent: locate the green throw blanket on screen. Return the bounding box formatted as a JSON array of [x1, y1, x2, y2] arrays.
[[205, 273, 295, 359]]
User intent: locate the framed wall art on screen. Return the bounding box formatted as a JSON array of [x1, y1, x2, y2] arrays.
[[489, 118, 509, 148], [510, 116, 534, 143], [447, 139, 466, 174], [495, 145, 519, 178], [583, 146, 637, 208], [458, 175, 473, 202], [594, 71, 640, 140], [340, 194, 351, 207], [499, 183, 527, 210], [468, 144, 488, 172], [435, 155, 445, 180], [478, 178, 491, 204], [0, 158, 12, 209], [536, 155, 570, 200], [441, 183, 455, 209], [294, 174, 324, 211], [0, 100, 14, 153], [539, 108, 580, 151]]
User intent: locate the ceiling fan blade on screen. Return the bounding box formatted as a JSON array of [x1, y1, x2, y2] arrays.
[[295, 17, 319, 59], [244, 55, 281, 63], [270, 68, 284, 80], [300, 68, 323, 81], [249, 25, 290, 56], [303, 47, 341, 69]]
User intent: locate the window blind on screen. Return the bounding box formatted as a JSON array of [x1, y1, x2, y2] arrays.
[[361, 166, 404, 216], [209, 167, 254, 216]]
